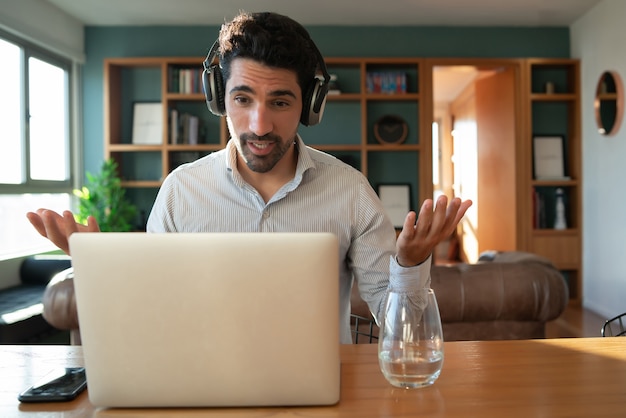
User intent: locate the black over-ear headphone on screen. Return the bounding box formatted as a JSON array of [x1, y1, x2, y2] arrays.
[[202, 39, 330, 126]]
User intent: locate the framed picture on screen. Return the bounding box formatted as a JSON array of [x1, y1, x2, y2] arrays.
[[377, 184, 411, 228], [533, 135, 568, 180], [132, 102, 163, 145]]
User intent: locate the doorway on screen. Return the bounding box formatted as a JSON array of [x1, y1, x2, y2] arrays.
[[429, 60, 520, 263]]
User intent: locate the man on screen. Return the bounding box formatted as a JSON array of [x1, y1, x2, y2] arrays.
[[27, 11, 471, 344]]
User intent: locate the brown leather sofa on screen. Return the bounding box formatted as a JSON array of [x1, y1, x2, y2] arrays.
[[43, 251, 568, 345], [352, 251, 569, 342], [41, 269, 81, 345]]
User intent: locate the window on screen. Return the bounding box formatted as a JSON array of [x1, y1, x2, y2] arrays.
[[0, 33, 74, 260], [432, 120, 441, 192]]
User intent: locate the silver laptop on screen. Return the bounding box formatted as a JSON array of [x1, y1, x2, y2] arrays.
[[69, 232, 340, 408]]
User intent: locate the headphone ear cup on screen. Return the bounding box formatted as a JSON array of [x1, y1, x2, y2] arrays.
[[301, 79, 328, 126], [203, 64, 226, 116], [212, 67, 226, 115]]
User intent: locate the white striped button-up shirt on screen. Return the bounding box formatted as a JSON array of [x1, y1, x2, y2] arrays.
[[147, 135, 430, 343]]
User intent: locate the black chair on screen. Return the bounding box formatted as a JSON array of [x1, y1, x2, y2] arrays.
[[601, 312, 626, 337], [351, 314, 378, 343]]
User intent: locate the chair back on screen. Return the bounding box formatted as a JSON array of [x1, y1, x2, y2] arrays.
[[602, 312, 626, 336]]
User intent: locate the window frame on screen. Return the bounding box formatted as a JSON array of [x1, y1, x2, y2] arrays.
[[0, 29, 75, 195], [0, 29, 81, 262]]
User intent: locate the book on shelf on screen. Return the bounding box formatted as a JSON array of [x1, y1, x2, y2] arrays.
[[169, 109, 179, 144], [533, 187, 569, 229], [366, 71, 407, 94], [187, 115, 199, 145], [169, 67, 203, 94], [169, 110, 201, 144], [533, 189, 547, 229]]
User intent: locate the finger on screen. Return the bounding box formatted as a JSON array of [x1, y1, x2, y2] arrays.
[[40, 210, 71, 254], [450, 199, 472, 227], [441, 199, 472, 238], [399, 211, 417, 239], [26, 211, 48, 238], [414, 199, 434, 236], [86, 215, 101, 232], [444, 197, 462, 219], [457, 199, 472, 218], [429, 195, 450, 232], [62, 210, 80, 236], [439, 197, 462, 234]]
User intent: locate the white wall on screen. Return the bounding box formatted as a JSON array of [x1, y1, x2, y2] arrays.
[[571, 0, 626, 319], [0, 0, 84, 62]]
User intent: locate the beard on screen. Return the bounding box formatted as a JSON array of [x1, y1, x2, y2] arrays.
[[237, 132, 295, 173]]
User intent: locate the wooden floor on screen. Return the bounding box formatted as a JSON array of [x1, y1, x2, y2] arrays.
[[546, 304, 608, 338]]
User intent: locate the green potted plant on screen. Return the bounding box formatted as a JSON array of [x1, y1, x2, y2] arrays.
[[73, 159, 137, 232]]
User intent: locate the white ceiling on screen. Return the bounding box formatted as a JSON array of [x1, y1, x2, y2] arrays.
[[43, 0, 601, 103], [44, 0, 602, 27], [434, 66, 480, 104]]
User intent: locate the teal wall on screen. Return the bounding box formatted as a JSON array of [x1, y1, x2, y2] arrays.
[[83, 24, 569, 176]]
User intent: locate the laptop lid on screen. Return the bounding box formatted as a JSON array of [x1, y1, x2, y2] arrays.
[[69, 232, 340, 408]]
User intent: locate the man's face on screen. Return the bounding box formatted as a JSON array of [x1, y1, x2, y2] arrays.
[[224, 58, 303, 173]]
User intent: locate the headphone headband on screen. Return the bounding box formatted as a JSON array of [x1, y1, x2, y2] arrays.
[[202, 40, 220, 109]]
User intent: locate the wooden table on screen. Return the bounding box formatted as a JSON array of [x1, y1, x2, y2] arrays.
[[3, 338, 626, 417]]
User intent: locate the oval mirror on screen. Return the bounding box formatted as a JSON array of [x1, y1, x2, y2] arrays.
[[594, 71, 624, 136]]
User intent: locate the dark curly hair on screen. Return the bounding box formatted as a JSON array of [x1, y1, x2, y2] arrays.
[[217, 11, 319, 94]]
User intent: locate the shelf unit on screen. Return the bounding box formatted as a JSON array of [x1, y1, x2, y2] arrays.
[[102, 56, 582, 304], [522, 58, 582, 304], [104, 57, 227, 185], [304, 57, 428, 210], [103, 57, 429, 222], [104, 57, 227, 222]]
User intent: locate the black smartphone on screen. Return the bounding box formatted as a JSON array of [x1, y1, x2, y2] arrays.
[[18, 367, 87, 403]]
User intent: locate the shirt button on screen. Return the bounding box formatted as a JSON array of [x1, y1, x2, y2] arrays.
[[263, 211, 270, 219]]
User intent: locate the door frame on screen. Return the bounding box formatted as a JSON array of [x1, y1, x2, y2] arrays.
[[422, 58, 526, 260]]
